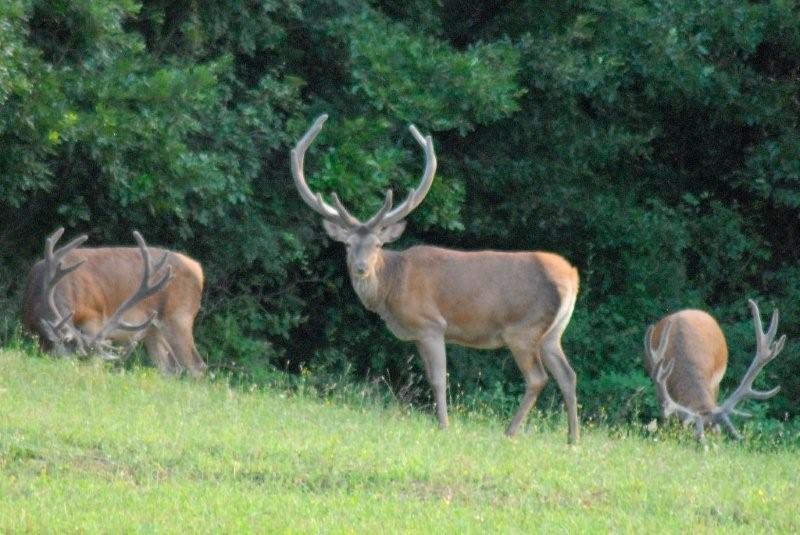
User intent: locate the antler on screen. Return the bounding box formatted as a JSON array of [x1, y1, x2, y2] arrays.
[[711, 299, 785, 439], [291, 115, 438, 230], [643, 320, 707, 439], [291, 114, 359, 228], [87, 231, 173, 360], [363, 124, 437, 229], [40, 228, 89, 354]]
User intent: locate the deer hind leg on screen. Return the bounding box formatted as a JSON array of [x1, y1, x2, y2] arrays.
[[505, 344, 549, 437], [191, 345, 207, 376], [159, 316, 206, 378], [540, 340, 579, 444], [416, 335, 449, 429]]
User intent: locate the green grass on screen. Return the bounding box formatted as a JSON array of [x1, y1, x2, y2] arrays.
[[1, 349, 797, 533]]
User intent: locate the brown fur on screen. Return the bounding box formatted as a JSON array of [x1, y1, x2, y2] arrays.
[[23, 246, 206, 377], [347, 243, 581, 444], [376, 248, 575, 347], [643, 309, 728, 416]]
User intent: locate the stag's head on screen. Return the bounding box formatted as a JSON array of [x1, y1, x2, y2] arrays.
[[291, 114, 437, 279]]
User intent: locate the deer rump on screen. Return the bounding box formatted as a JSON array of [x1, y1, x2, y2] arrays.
[[23, 245, 205, 376]]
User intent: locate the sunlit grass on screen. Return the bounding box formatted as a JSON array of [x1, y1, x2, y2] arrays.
[[0, 349, 797, 533]]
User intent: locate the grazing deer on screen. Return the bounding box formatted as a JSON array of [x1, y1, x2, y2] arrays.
[[22, 228, 207, 377], [643, 300, 785, 439], [291, 115, 581, 443]]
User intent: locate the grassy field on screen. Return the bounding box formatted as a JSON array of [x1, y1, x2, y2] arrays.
[[0, 349, 797, 533]]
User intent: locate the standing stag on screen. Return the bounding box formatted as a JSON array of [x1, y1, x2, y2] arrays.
[[292, 115, 581, 444], [23, 228, 207, 377], [643, 300, 785, 439]]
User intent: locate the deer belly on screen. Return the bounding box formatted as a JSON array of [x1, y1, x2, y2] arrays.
[[444, 325, 504, 349]]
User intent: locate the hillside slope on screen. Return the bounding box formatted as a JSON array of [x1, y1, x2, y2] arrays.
[[0, 350, 797, 533]]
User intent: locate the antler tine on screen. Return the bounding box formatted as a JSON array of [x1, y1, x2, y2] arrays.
[[44, 228, 89, 284], [750, 299, 767, 348], [655, 355, 675, 384], [46, 227, 89, 260], [364, 190, 394, 229], [151, 246, 171, 277], [643, 324, 655, 361], [132, 231, 172, 287], [375, 125, 437, 228], [717, 413, 743, 440], [712, 299, 785, 438], [330, 193, 361, 227], [408, 124, 426, 147], [89, 232, 173, 348], [44, 227, 65, 262], [291, 114, 356, 227], [766, 308, 779, 342], [645, 321, 706, 438], [644, 321, 673, 367]]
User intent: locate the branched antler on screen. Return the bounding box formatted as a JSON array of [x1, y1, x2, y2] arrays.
[[291, 115, 437, 230], [710, 299, 785, 439], [40, 228, 89, 354]]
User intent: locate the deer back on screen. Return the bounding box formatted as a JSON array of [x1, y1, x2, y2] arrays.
[[377, 247, 578, 348], [643, 309, 728, 414]]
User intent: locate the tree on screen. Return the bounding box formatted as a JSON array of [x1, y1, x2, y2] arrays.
[[2, 0, 798, 424]]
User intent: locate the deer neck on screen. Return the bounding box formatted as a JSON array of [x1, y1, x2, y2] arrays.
[[349, 249, 398, 314]]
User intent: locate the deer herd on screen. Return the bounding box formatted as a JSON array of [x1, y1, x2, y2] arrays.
[[20, 114, 787, 445]]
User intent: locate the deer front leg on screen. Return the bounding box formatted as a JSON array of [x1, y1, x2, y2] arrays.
[[416, 335, 449, 429]]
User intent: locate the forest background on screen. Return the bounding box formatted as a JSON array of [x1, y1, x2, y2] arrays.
[[1, 0, 798, 427]]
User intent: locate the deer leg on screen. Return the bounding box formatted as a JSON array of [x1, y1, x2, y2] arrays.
[[160, 317, 205, 378], [144, 330, 181, 375], [191, 345, 207, 377], [694, 417, 706, 441], [416, 335, 449, 429], [506, 345, 549, 437], [541, 341, 580, 445]]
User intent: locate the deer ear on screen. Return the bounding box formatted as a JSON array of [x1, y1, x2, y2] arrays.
[[322, 220, 350, 242], [378, 221, 406, 243]]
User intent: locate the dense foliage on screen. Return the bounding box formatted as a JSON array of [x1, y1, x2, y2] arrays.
[[1, 0, 798, 424]]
